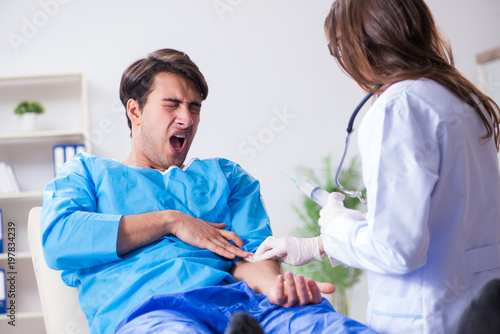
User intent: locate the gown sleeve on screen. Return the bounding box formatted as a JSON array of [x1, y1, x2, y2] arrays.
[[322, 91, 440, 275], [41, 154, 122, 270], [218, 158, 273, 255]]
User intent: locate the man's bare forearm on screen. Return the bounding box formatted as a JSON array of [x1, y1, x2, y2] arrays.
[[231, 259, 282, 296], [231, 259, 336, 308], [117, 211, 175, 256], [117, 210, 250, 259]]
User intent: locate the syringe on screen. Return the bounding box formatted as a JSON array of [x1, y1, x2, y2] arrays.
[[284, 174, 329, 207]]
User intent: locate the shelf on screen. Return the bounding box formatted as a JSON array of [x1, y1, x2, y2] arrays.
[[16, 311, 43, 320], [0, 72, 89, 144], [0, 72, 89, 334], [0, 311, 43, 320], [0, 192, 42, 201], [0, 72, 83, 83], [477, 46, 500, 64], [0, 252, 32, 261], [0, 130, 87, 143]]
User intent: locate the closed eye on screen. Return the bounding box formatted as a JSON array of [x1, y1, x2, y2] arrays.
[[189, 104, 201, 114], [162, 98, 180, 110], [161, 98, 201, 114]]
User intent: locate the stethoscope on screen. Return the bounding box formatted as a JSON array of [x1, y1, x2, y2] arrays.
[[335, 85, 381, 205]]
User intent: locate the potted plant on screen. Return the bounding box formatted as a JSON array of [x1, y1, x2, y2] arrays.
[[285, 155, 365, 316], [14, 100, 45, 132]]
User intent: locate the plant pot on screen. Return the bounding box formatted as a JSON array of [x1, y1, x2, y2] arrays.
[[20, 112, 37, 132]]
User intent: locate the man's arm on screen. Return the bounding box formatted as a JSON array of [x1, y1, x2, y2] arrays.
[[42, 155, 252, 271], [222, 160, 335, 306], [117, 210, 251, 259], [231, 259, 335, 307], [231, 259, 282, 295]]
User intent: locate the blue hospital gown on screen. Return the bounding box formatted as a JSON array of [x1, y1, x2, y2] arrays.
[[41, 153, 376, 334], [41, 154, 271, 333]]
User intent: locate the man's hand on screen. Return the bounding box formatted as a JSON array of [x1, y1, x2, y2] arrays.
[[169, 211, 251, 260], [117, 210, 250, 259], [268, 271, 335, 308]]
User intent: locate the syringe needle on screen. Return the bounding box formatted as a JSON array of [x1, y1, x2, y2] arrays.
[[281, 171, 297, 184]]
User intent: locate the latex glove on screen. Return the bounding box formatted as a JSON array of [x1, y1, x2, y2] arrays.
[[245, 236, 325, 266], [318, 193, 366, 230]]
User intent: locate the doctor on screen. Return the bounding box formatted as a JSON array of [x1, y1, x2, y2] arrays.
[[250, 0, 500, 333]]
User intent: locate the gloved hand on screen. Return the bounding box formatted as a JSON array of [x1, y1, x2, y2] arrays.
[[319, 193, 366, 231], [245, 236, 325, 266]]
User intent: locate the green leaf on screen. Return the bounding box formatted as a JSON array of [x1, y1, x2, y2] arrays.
[[14, 100, 45, 115]]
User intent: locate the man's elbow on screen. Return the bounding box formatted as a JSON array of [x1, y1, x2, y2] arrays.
[[42, 241, 67, 270], [42, 228, 79, 270]]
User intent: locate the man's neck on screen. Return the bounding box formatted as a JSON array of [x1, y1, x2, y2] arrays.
[[122, 150, 183, 172]]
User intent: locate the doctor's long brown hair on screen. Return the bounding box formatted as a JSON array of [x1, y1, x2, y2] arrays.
[[325, 0, 500, 151]]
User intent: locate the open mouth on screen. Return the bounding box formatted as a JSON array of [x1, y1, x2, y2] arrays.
[[170, 133, 186, 152]]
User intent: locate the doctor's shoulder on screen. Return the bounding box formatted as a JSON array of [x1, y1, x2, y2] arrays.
[[374, 79, 459, 116]]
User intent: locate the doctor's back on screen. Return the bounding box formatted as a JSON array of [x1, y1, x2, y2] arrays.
[[322, 0, 500, 333], [358, 78, 500, 333]]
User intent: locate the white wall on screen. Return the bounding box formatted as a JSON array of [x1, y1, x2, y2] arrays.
[[2, 0, 499, 324]]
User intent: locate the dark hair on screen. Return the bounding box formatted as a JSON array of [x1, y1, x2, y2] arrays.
[[119, 48, 208, 132], [325, 0, 500, 151], [456, 279, 500, 334]]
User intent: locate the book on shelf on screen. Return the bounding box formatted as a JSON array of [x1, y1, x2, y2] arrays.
[[0, 269, 5, 314], [0, 162, 20, 195], [53, 144, 86, 176]]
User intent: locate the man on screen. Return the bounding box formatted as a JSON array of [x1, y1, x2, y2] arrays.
[[41, 49, 375, 333]]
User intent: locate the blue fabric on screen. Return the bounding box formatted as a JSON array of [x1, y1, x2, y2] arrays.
[[41, 153, 272, 334], [115, 281, 377, 334]]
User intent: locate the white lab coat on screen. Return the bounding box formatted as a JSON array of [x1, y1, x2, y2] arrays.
[[322, 79, 500, 334]]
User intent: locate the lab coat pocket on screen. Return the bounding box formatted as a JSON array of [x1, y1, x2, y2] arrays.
[[368, 296, 423, 334]]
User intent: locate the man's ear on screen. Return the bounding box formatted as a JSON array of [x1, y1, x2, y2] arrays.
[[127, 99, 141, 126]]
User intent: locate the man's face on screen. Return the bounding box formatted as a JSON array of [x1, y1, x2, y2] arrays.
[[131, 72, 202, 170]]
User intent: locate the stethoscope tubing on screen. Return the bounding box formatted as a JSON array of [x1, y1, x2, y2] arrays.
[[335, 85, 381, 205]]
